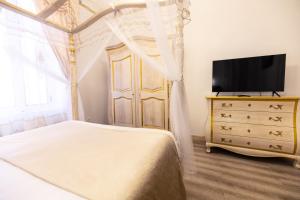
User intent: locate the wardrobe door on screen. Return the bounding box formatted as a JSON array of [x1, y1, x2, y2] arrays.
[[136, 54, 169, 130], [109, 46, 136, 127]]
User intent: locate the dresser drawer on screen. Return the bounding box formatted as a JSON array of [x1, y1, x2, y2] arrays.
[[213, 100, 295, 113], [213, 134, 294, 154], [213, 122, 294, 141], [213, 110, 294, 127]]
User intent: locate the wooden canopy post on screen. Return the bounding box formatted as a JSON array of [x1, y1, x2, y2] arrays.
[[69, 33, 79, 120]]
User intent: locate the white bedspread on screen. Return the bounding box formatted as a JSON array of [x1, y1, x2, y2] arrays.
[[0, 160, 83, 200], [0, 121, 185, 200]]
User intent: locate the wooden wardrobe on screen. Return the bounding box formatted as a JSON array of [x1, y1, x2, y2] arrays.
[[106, 39, 170, 130]]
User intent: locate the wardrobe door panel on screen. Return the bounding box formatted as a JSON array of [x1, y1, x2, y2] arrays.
[[140, 56, 165, 92], [113, 97, 134, 126], [137, 54, 169, 130], [141, 97, 166, 129], [113, 56, 132, 92], [109, 45, 136, 127]]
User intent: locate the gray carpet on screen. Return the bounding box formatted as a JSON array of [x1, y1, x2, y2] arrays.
[[184, 138, 300, 200]]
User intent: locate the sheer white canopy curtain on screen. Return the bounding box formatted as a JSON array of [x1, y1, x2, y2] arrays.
[[75, 0, 194, 173], [75, 17, 116, 121], [0, 1, 71, 136]]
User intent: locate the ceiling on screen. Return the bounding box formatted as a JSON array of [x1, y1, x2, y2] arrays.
[[0, 0, 150, 33]]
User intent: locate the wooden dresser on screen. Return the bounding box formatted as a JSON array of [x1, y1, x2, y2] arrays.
[[205, 96, 300, 168]]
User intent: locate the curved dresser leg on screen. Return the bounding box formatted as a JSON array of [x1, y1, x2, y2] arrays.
[[294, 159, 300, 169], [206, 146, 211, 153]]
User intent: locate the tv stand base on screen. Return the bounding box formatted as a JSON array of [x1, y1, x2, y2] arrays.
[[215, 92, 281, 97], [272, 91, 281, 97]]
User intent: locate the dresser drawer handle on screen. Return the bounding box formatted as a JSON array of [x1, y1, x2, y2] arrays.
[[222, 103, 232, 108], [248, 104, 252, 107], [269, 104, 283, 110], [221, 138, 232, 143], [247, 129, 251, 133], [247, 115, 251, 119], [221, 126, 232, 131], [247, 142, 251, 145], [269, 131, 283, 136], [269, 144, 282, 150], [221, 113, 232, 118], [269, 117, 282, 122]]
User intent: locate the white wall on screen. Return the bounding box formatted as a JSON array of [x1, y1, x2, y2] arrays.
[[77, 42, 109, 124], [184, 0, 300, 136], [77, 0, 300, 134]]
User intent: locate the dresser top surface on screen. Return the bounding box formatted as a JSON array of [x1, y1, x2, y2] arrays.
[[206, 96, 300, 100]]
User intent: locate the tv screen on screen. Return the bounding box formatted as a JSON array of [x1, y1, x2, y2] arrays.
[[212, 54, 286, 92]]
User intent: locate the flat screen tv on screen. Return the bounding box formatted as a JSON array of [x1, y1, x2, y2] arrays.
[[212, 54, 286, 93]]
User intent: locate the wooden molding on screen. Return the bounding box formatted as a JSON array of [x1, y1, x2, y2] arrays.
[[37, 0, 68, 19], [106, 36, 156, 51]]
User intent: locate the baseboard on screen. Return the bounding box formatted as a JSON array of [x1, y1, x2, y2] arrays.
[[192, 134, 205, 145]]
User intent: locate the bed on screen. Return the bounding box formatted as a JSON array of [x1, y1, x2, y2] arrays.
[[0, 121, 186, 200]]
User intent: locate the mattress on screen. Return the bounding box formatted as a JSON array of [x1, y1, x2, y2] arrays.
[[0, 121, 185, 200]]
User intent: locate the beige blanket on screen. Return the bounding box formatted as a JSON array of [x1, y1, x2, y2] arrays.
[[0, 121, 186, 200]]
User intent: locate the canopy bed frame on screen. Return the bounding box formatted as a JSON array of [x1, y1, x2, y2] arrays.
[[0, 1, 192, 199]]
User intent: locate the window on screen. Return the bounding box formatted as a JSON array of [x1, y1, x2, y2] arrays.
[[0, 46, 14, 108], [0, 1, 70, 135]]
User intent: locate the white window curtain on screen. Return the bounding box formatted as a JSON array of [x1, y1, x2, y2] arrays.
[[0, 1, 71, 136]]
